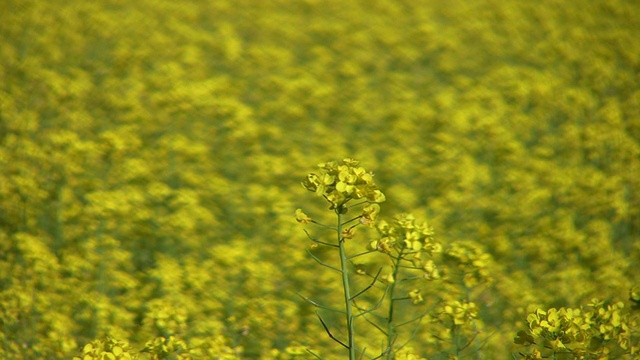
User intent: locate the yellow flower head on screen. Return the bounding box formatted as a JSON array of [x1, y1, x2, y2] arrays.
[[301, 158, 385, 211]]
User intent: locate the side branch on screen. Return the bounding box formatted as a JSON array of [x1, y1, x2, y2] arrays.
[[305, 229, 338, 247], [306, 248, 342, 273], [317, 312, 349, 349], [348, 249, 378, 260], [297, 293, 346, 314], [350, 268, 383, 300]]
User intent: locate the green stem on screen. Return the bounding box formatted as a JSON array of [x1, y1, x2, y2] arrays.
[[337, 211, 357, 360], [386, 248, 404, 360]]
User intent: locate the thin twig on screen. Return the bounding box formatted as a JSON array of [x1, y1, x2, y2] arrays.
[[395, 306, 433, 328], [297, 293, 346, 314], [351, 268, 383, 300], [353, 285, 388, 317], [317, 312, 349, 349], [306, 248, 342, 272], [348, 249, 378, 260], [357, 310, 388, 336], [457, 330, 479, 351], [342, 215, 364, 226], [395, 312, 426, 352], [304, 229, 337, 247], [358, 347, 367, 360], [306, 349, 324, 360]]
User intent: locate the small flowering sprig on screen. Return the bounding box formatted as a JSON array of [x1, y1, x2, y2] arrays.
[[364, 214, 442, 359], [429, 240, 492, 357], [443, 241, 493, 289], [369, 214, 441, 281]]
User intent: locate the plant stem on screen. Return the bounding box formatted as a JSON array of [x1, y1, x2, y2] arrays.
[[337, 211, 357, 360], [386, 248, 404, 360]]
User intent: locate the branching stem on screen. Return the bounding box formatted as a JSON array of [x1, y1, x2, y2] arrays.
[[337, 211, 357, 360], [385, 247, 405, 360]]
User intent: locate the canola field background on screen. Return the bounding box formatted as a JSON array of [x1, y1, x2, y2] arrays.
[[1, 0, 639, 358]]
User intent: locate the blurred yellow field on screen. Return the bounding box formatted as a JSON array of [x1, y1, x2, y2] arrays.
[[1, 0, 638, 358]]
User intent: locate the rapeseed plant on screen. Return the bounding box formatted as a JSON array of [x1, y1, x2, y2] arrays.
[[297, 159, 441, 360]]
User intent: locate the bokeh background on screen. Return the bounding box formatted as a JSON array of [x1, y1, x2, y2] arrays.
[[1, 0, 639, 358]]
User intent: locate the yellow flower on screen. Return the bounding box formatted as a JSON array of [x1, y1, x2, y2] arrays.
[[409, 289, 424, 304], [360, 203, 380, 226], [341, 226, 357, 239], [295, 209, 312, 224]]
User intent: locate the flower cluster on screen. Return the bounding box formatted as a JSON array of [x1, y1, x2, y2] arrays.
[[441, 300, 479, 326], [142, 336, 191, 360], [370, 214, 440, 269], [522, 307, 586, 351], [515, 299, 638, 358], [368, 214, 441, 283], [443, 241, 493, 288], [370, 214, 439, 254], [73, 337, 135, 360], [301, 158, 385, 212]]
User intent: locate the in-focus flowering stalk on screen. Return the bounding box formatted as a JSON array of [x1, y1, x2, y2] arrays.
[[297, 159, 442, 360], [297, 158, 385, 360]]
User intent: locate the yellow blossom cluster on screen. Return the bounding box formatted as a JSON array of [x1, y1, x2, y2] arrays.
[[370, 214, 441, 280], [516, 300, 638, 358], [301, 158, 386, 212]]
